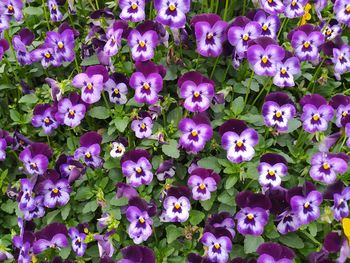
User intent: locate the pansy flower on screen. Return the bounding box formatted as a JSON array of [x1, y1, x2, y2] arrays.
[[0, 0, 23, 22], [300, 94, 334, 133], [18, 178, 36, 212], [260, 0, 285, 15], [247, 37, 285, 76], [235, 191, 271, 236], [179, 113, 213, 153], [258, 153, 288, 189], [33, 223, 68, 254], [68, 227, 87, 257], [56, 154, 86, 183], [178, 71, 215, 112], [161, 186, 191, 222], [0, 39, 9, 61], [154, 0, 191, 28], [257, 243, 295, 263], [206, 212, 236, 238], [12, 218, 36, 262], [121, 149, 153, 188], [191, 13, 228, 57], [284, 0, 307, 18], [220, 119, 259, 163], [332, 44, 350, 78], [253, 10, 280, 39], [290, 24, 325, 62], [188, 168, 220, 201], [110, 138, 128, 159], [310, 152, 348, 185], [200, 229, 232, 263], [104, 20, 128, 57], [116, 182, 139, 199], [32, 103, 59, 135], [0, 129, 13, 161], [129, 61, 165, 105], [48, 0, 63, 22], [334, 0, 350, 27], [330, 95, 350, 128], [12, 28, 35, 65], [95, 231, 115, 259], [126, 197, 157, 244], [119, 0, 145, 22], [19, 143, 52, 175], [45, 29, 75, 63], [23, 196, 46, 221], [321, 20, 342, 41], [262, 92, 297, 132], [228, 20, 262, 58], [187, 253, 212, 263], [74, 131, 103, 168], [131, 113, 153, 139], [324, 181, 350, 221], [156, 159, 175, 181], [128, 25, 158, 62], [273, 54, 300, 87], [31, 45, 60, 68], [104, 73, 129, 104], [118, 245, 156, 263], [72, 65, 108, 104], [55, 92, 86, 128]]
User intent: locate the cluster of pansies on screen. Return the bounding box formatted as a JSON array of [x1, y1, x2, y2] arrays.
[[1, 0, 350, 262]]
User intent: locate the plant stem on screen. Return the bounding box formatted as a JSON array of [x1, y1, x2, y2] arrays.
[[277, 18, 288, 39], [42, 0, 51, 30], [251, 77, 272, 107], [223, 0, 229, 21], [149, 0, 153, 19], [307, 57, 326, 92], [210, 57, 220, 79], [102, 92, 110, 110], [244, 71, 254, 105]]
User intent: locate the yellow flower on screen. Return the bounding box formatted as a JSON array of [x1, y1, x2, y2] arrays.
[[299, 3, 312, 26]]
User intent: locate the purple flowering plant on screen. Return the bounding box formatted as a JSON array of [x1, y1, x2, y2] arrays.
[[2, 0, 350, 262]]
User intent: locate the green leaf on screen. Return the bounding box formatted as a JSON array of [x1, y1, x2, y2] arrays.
[[46, 210, 60, 224], [225, 175, 238, 189], [244, 236, 264, 254], [165, 225, 183, 243], [110, 197, 129, 207], [81, 55, 99, 66], [113, 117, 129, 132], [59, 246, 71, 259], [231, 97, 244, 115], [75, 187, 94, 201], [61, 204, 70, 220], [200, 192, 216, 211], [197, 157, 221, 173], [189, 210, 205, 225], [9, 109, 21, 122], [89, 106, 110, 119], [24, 6, 43, 16], [162, 139, 180, 158], [279, 233, 304, 249], [287, 119, 301, 133]]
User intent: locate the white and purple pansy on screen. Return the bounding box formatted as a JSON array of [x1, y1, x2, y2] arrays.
[[30, 44, 61, 68], [154, 0, 191, 28], [104, 73, 129, 104], [273, 54, 300, 88], [262, 92, 297, 132], [156, 159, 176, 181], [235, 191, 271, 236], [0, 0, 23, 22], [74, 131, 103, 169], [54, 92, 86, 128], [260, 0, 285, 15], [104, 20, 128, 57], [0, 129, 12, 161], [321, 20, 342, 41], [247, 37, 285, 76], [72, 65, 109, 104], [126, 197, 157, 244], [258, 153, 288, 189], [121, 149, 153, 188], [68, 227, 87, 257], [191, 13, 228, 57], [179, 113, 213, 154], [44, 29, 75, 63], [187, 168, 220, 201], [290, 24, 325, 62], [56, 154, 86, 184], [324, 181, 350, 222], [200, 230, 232, 263], [31, 103, 59, 135], [119, 0, 146, 22], [220, 119, 259, 163], [116, 182, 139, 200], [131, 113, 153, 139], [300, 94, 334, 133], [253, 10, 281, 39], [23, 196, 46, 221], [332, 44, 350, 78], [119, 245, 156, 263], [309, 152, 348, 185], [19, 143, 52, 175], [206, 212, 236, 238], [161, 186, 191, 223], [257, 242, 296, 263], [18, 178, 36, 212], [284, 0, 307, 18], [334, 0, 350, 27], [94, 231, 115, 258], [48, 0, 63, 22], [129, 61, 165, 105], [33, 223, 68, 254], [178, 71, 215, 112], [110, 138, 128, 159], [329, 95, 350, 128], [12, 28, 34, 65]]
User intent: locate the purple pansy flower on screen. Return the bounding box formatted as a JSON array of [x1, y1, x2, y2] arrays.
[[235, 191, 271, 236], [23, 196, 46, 221], [247, 37, 285, 76], [68, 227, 87, 257], [324, 181, 350, 221], [119, 0, 145, 22], [72, 65, 108, 104], [332, 45, 350, 77], [330, 95, 350, 128], [300, 94, 334, 133], [200, 230, 232, 263], [273, 54, 300, 87], [55, 92, 86, 128], [56, 154, 86, 184], [284, 0, 307, 18], [74, 131, 103, 168], [220, 119, 259, 163], [116, 182, 139, 199], [206, 212, 236, 238], [179, 113, 213, 154], [161, 186, 191, 222], [258, 153, 288, 189], [12, 28, 35, 65], [19, 143, 52, 175], [260, 0, 285, 14], [48, 0, 63, 22], [121, 149, 153, 188], [131, 114, 153, 139], [334, 0, 350, 27], [262, 92, 297, 132], [30, 45, 60, 68], [178, 71, 215, 112], [191, 13, 228, 57], [104, 73, 129, 104], [228, 21, 262, 58], [188, 168, 220, 201], [94, 231, 115, 258], [33, 223, 68, 254], [12, 218, 35, 263], [128, 27, 158, 62], [0, 0, 23, 21], [321, 20, 342, 41], [104, 20, 128, 57], [32, 103, 59, 135], [257, 243, 295, 263], [0, 39, 9, 61], [156, 159, 176, 181], [110, 138, 128, 158], [126, 197, 157, 244], [290, 24, 325, 62], [253, 10, 280, 39], [118, 245, 156, 263], [0, 129, 13, 161], [310, 152, 348, 185], [290, 189, 323, 225], [129, 61, 165, 105], [18, 178, 36, 212], [154, 0, 190, 28], [45, 29, 75, 63], [187, 253, 212, 263]]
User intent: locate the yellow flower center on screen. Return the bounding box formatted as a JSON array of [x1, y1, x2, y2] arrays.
[[117, 146, 123, 152], [243, 34, 249, 41], [114, 89, 119, 94], [291, 1, 296, 6], [281, 68, 287, 74], [312, 114, 320, 121], [139, 217, 145, 223], [69, 110, 75, 116], [199, 183, 206, 190], [84, 227, 89, 234], [143, 83, 150, 89], [236, 141, 243, 147], [45, 52, 51, 59], [58, 42, 64, 49], [68, 165, 75, 170], [139, 40, 145, 48], [339, 55, 344, 61], [304, 202, 310, 208], [326, 29, 332, 35], [269, 170, 275, 176], [275, 111, 282, 118], [323, 163, 330, 170], [214, 243, 220, 249], [191, 130, 198, 137], [247, 213, 254, 220], [207, 33, 213, 39], [44, 117, 50, 123], [136, 167, 142, 173], [8, 5, 13, 11], [261, 56, 268, 64], [52, 4, 57, 10], [175, 203, 181, 209], [342, 111, 347, 117], [85, 152, 91, 158], [346, 5, 350, 12], [194, 91, 200, 98], [52, 188, 59, 194], [87, 83, 93, 90], [141, 123, 146, 129], [268, 0, 273, 3], [31, 162, 37, 168], [303, 41, 310, 48], [262, 24, 268, 31], [131, 2, 138, 9], [169, 3, 176, 11]]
